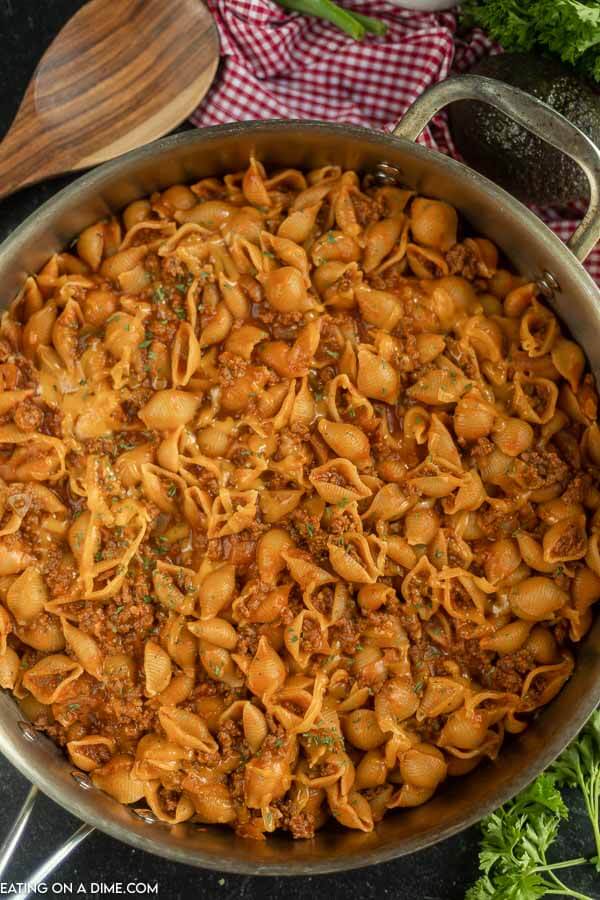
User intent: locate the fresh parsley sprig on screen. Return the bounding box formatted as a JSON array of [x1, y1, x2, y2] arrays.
[[466, 711, 600, 900], [461, 0, 600, 83], [549, 711, 600, 872]]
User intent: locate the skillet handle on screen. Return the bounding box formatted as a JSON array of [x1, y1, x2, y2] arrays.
[[0, 785, 94, 897], [393, 74, 600, 264]]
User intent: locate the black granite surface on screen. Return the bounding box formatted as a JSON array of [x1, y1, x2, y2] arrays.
[[0, 2, 598, 898]]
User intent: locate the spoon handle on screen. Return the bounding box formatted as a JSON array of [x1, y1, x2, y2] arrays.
[[0, 110, 56, 201]]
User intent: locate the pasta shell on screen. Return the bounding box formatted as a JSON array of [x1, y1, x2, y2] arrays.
[[388, 784, 435, 809], [481, 620, 532, 655], [317, 420, 370, 466], [138, 390, 201, 430], [247, 636, 286, 698], [309, 458, 371, 504], [520, 302, 558, 357], [542, 515, 587, 563], [242, 703, 268, 753], [357, 348, 399, 403], [144, 783, 195, 825], [282, 548, 336, 591], [454, 394, 495, 442], [399, 743, 447, 790], [417, 677, 467, 719], [22, 654, 83, 704], [153, 568, 196, 616], [356, 286, 403, 330], [410, 198, 457, 252], [198, 564, 236, 619], [92, 754, 146, 804], [328, 533, 380, 584], [375, 677, 419, 732], [67, 735, 116, 772], [0, 647, 19, 689], [16, 615, 66, 653], [512, 375, 558, 425], [163, 614, 197, 671], [62, 619, 104, 680], [509, 577, 568, 622], [244, 756, 292, 809], [259, 489, 303, 523], [185, 780, 236, 824], [188, 617, 238, 650], [144, 641, 172, 697], [327, 786, 374, 832], [257, 528, 295, 582], [354, 749, 387, 791], [6, 566, 47, 624], [552, 337, 585, 393], [158, 706, 218, 753]]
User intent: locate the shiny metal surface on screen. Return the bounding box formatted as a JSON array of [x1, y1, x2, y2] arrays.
[[0, 79, 599, 875], [0, 785, 37, 879], [21, 823, 95, 900], [394, 76, 600, 263]]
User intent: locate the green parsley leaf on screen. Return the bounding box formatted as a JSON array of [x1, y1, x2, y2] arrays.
[[460, 0, 600, 83], [549, 710, 600, 871], [465, 723, 600, 899]]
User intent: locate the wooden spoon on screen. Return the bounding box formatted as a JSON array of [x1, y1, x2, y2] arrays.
[[0, 0, 219, 201]]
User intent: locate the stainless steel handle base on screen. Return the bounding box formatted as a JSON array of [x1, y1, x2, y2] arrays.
[[0, 785, 38, 879], [393, 74, 600, 264], [0, 785, 94, 896]]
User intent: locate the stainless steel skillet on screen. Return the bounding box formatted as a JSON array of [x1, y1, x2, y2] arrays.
[[0, 75, 599, 883]]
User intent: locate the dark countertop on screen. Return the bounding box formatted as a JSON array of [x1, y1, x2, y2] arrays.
[[0, 3, 598, 898]]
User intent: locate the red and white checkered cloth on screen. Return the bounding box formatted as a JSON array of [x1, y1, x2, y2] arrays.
[[191, 0, 600, 282]]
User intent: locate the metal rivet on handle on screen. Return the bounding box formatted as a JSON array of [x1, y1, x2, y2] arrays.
[[366, 162, 404, 187], [70, 771, 93, 790], [18, 721, 38, 742], [132, 809, 158, 825], [537, 270, 560, 298]]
